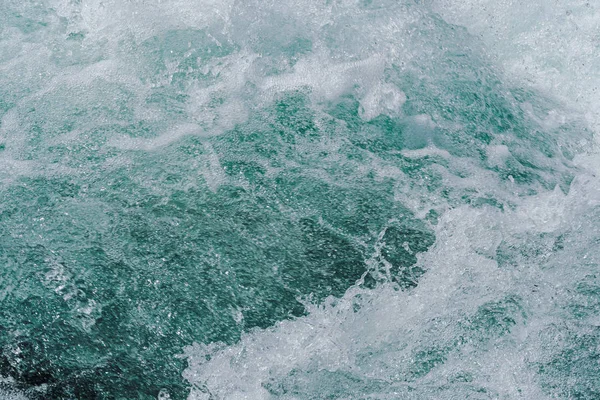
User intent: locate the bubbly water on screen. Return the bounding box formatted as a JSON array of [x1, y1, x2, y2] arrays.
[[1, 0, 599, 399]]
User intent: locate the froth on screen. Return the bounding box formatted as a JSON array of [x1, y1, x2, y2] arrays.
[[183, 157, 600, 399], [427, 0, 600, 134]]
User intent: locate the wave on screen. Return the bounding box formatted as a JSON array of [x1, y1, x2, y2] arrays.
[[0, 0, 598, 398]]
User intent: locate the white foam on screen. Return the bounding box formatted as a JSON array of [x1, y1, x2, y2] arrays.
[[183, 157, 600, 398], [0, 377, 28, 400], [401, 146, 451, 159], [108, 123, 206, 151], [260, 53, 387, 103], [2, 0, 599, 396], [200, 142, 226, 193], [359, 82, 407, 121], [486, 144, 510, 167], [0, 390, 28, 400], [427, 0, 600, 134], [176, 2, 600, 390]]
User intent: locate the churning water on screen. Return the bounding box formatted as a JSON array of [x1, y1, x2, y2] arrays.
[[1, 0, 599, 399]]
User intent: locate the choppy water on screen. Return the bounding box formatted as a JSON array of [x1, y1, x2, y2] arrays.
[[0, 0, 599, 399]]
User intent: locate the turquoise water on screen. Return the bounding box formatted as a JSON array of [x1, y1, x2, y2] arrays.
[[0, 0, 599, 399]]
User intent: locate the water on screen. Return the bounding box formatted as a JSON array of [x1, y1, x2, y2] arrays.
[[0, 0, 598, 399]]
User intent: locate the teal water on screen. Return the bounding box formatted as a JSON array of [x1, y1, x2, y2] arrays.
[[0, 1, 599, 399]]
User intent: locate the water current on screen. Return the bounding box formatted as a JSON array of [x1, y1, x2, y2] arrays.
[[0, 1, 599, 399]]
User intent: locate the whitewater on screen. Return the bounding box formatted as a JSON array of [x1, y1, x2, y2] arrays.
[[0, 0, 599, 399]]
